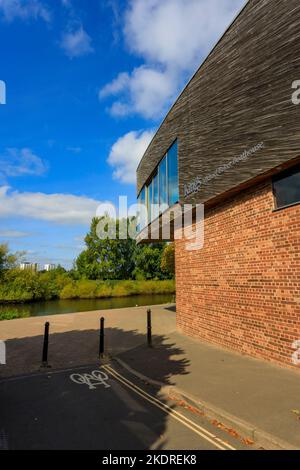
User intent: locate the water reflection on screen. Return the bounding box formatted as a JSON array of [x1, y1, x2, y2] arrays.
[[0, 294, 173, 319]]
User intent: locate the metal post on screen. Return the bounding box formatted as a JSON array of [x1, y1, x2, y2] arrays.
[[41, 322, 50, 367], [99, 317, 105, 358], [147, 309, 152, 348]]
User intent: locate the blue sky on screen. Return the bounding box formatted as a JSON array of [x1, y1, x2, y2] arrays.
[[0, 0, 245, 268]]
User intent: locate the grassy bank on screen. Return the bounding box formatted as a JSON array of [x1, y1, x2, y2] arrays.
[[60, 279, 175, 300], [0, 307, 30, 321], [0, 270, 175, 304], [0, 279, 175, 320]]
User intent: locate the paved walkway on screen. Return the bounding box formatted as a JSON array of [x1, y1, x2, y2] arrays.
[[115, 326, 300, 449], [1, 304, 300, 449], [0, 304, 176, 377]]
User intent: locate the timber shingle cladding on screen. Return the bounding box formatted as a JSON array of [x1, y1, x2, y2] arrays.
[[136, 0, 300, 205]]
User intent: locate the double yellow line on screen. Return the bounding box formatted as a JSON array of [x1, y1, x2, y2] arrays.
[[102, 364, 236, 451]]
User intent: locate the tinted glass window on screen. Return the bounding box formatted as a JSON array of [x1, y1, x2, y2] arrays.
[[273, 166, 300, 209], [153, 173, 159, 221], [139, 186, 146, 230], [159, 155, 167, 208], [137, 139, 179, 231], [168, 141, 179, 206], [137, 194, 141, 233], [147, 181, 153, 222]]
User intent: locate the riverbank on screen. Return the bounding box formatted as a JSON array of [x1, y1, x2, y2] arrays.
[[59, 279, 175, 300], [0, 293, 174, 320], [0, 280, 175, 320]]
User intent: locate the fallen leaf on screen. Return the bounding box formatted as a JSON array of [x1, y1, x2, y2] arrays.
[[242, 438, 255, 446]]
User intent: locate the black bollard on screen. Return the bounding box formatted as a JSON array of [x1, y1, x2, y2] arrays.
[[99, 317, 105, 358], [41, 321, 50, 367], [147, 309, 152, 348]]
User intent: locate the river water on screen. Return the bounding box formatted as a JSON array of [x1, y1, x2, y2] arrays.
[[0, 294, 174, 318]]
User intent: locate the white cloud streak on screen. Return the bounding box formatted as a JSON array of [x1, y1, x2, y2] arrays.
[[60, 26, 94, 58], [0, 0, 51, 22], [0, 230, 30, 238], [0, 148, 48, 181], [0, 186, 105, 225], [107, 130, 154, 184]]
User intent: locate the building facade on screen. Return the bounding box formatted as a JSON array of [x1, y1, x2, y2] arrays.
[[136, 0, 300, 368], [44, 264, 56, 272], [19, 262, 39, 272]]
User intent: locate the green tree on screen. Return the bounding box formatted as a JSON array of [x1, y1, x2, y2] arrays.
[[133, 243, 167, 280], [0, 244, 18, 274], [75, 217, 136, 280], [161, 243, 175, 277], [0, 269, 45, 302], [38, 269, 70, 299]]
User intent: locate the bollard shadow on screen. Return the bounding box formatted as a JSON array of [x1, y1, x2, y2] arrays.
[[164, 305, 176, 313], [0, 325, 190, 450]]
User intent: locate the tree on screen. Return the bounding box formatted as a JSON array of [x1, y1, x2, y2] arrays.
[[75, 217, 136, 280], [161, 243, 175, 277], [0, 244, 18, 274], [133, 243, 167, 280]]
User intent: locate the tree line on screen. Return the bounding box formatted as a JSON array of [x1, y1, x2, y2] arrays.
[[0, 217, 175, 305]]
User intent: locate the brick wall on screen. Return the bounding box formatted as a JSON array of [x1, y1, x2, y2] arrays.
[[175, 179, 300, 368]]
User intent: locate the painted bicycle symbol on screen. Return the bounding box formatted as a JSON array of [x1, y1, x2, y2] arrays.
[[70, 370, 110, 390]]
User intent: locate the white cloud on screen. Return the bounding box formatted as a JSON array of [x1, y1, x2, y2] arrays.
[[107, 130, 154, 184], [99, 72, 130, 99], [60, 26, 94, 58], [0, 186, 105, 225], [0, 0, 51, 22], [101, 67, 178, 120], [0, 230, 30, 238], [0, 148, 48, 180], [124, 0, 246, 72], [100, 0, 246, 119]]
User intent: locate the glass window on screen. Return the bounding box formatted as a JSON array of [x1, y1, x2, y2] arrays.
[[137, 193, 141, 233], [168, 141, 179, 206], [159, 155, 167, 209], [138, 186, 147, 230], [153, 173, 159, 220], [137, 138, 179, 230], [273, 166, 300, 209], [147, 180, 153, 222]]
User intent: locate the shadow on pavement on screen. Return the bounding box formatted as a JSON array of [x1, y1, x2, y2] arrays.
[[164, 305, 176, 313], [1, 325, 188, 379]]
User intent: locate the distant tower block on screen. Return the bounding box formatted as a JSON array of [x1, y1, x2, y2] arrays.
[[44, 264, 56, 271]]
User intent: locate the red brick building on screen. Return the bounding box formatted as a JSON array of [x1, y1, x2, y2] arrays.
[[176, 179, 300, 367], [136, 0, 300, 368]]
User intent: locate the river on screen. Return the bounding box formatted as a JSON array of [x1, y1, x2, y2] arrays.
[[0, 294, 174, 318]]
